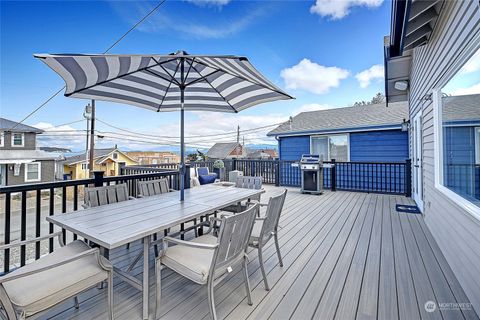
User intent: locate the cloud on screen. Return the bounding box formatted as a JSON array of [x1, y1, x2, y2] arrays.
[[355, 64, 384, 88], [111, 1, 264, 39], [185, 0, 230, 7], [451, 82, 480, 96], [310, 0, 384, 20], [280, 59, 350, 95], [292, 103, 338, 115], [459, 49, 480, 74]]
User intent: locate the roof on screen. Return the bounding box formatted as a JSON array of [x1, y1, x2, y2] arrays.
[[267, 101, 409, 136], [443, 94, 480, 122], [0, 149, 61, 162], [0, 118, 43, 133], [206, 142, 242, 159], [63, 148, 115, 165]]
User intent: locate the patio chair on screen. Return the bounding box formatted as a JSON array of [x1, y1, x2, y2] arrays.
[[249, 189, 287, 291], [222, 176, 263, 213], [0, 232, 113, 320], [196, 167, 217, 185], [83, 183, 135, 208], [137, 178, 172, 197], [84, 183, 135, 249], [155, 203, 259, 320]]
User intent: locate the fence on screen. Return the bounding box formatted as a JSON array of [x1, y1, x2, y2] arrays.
[[0, 170, 179, 274], [124, 158, 411, 195]]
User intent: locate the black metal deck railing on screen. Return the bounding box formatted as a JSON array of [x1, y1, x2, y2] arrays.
[[0, 158, 410, 274], [0, 170, 179, 274]]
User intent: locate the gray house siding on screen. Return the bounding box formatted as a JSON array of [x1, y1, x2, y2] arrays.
[[1, 132, 36, 150], [409, 0, 480, 312], [5, 160, 55, 185]]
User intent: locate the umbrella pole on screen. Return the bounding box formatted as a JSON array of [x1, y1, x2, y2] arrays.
[[180, 58, 185, 201]]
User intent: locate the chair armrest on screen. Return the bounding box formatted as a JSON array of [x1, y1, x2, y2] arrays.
[[0, 231, 63, 251], [129, 196, 136, 200], [137, 194, 144, 198], [163, 236, 218, 250], [255, 217, 266, 221], [0, 247, 106, 283], [246, 201, 268, 207]]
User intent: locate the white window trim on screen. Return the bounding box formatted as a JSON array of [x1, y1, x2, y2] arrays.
[[0, 131, 4, 147], [11, 132, 24, 147], [24, 162, 41, 182], [475, 127, 480, 165], [309, 133, 350, 161], [433, 89, 480, 221]]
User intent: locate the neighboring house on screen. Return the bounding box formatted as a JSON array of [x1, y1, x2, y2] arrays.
[[0, 118, 61, 186], [205, 142, 246, 160], [247, 149, 278, 159], [126, 151, 180, 165], [267, 102, 409, 162], [63, 147, 138, 180], [385, 0, 480, 311]]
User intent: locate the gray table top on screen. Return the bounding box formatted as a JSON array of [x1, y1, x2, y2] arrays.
[[47, 185, 264, 249]]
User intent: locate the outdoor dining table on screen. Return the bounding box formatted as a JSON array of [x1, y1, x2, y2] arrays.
[[46, 184, 264, 319]]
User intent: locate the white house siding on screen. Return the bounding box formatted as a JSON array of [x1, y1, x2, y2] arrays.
[[409, 0, 480, 312]]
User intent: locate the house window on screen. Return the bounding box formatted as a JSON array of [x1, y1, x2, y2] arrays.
[[0, 132, 4, 147], [12, 133, 24, 147], [25, 162, 41, 182], [112, 152, 118, 160], [434, 47, 480, 213], [81, 163, 88, 170], [310, 134, 349, 162]]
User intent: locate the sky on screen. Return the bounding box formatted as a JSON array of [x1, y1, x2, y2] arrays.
[[1, 0, 392, 152]]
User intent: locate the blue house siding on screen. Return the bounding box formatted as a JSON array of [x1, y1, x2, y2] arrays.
[[277, 129, 408, 190], [444, 126, 479, 201], [350, 130, 408, 162]]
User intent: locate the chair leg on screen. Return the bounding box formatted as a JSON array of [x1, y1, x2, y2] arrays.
[[74, 296, 80, 309], [243, 257, 253, 306], [194, 219, 198, 237], [274, 233, 283, 267], [107, 272, 114, 320], [258, 245, 270, 291], [126, 243, 130, 250], [207, 278, 217, 320], [155, 261, 162, 320], [153, 233, 159, 257]]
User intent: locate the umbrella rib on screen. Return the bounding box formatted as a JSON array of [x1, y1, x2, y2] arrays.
[[189, 64, 238, 113], [152, 57, 181, 87], [157, 60, 181, 112], [64, 56, 179, 97], [193, 59, 294, 99], [183, 57, 195, 84], [184, 69, 220, 87]]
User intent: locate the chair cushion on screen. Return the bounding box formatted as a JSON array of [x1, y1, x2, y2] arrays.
[[161, 235, 218, 284], [198, 175, 216, 185], [3, 240, 111, 317]]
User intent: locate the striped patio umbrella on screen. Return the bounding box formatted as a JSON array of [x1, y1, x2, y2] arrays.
[[35, 51, 293, 200]]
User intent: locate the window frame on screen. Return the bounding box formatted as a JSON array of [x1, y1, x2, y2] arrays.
[[475, 127, 480, 165], [11, 132, 24, 147], [0, 131, 4, 147], [309, 133, 350, 162], [433, 89, 480, 221], [24, 162, 41, 182]]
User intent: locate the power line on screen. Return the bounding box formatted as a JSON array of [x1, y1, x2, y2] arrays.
[[9, 0, 167, 131]]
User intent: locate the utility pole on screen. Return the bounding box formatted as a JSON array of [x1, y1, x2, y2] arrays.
[[83, 103, 92, 178], [88, 100, 96, 177], [236, 125, 240, 157]]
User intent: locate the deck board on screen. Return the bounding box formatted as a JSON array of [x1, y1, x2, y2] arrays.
[[35, 186, 478, 320]]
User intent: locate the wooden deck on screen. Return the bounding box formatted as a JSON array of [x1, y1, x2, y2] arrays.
[[39, 186, 478, 320]]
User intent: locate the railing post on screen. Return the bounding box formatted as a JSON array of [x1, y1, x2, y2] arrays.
[[405, 159, 412, 197], [330, 159, 336, 192], [184, 164, 191, 189], [93, 171, 105, 187], [232, 158, 237, 171], [275, 160, 280, 187]]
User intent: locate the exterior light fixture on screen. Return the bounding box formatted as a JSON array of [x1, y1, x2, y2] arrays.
[[401, 118, 410, 131], [394, 80, 408, 91]]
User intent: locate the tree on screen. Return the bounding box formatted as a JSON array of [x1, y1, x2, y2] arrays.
[[353, 92, 385, 106]]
